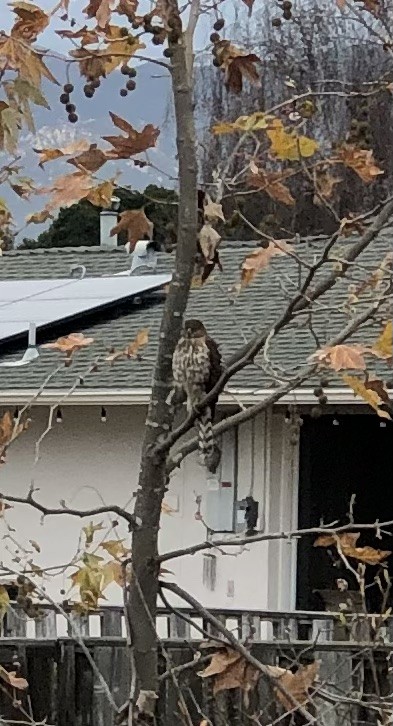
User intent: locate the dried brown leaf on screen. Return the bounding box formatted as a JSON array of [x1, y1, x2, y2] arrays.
[[268, 661, 319, 712], [199, 224, 221, 263], [226, 54, 260, 93], [199, 648, 259, 695], [116, 0, 139, 20], [34, 139, 91, 168], [42, 333, 94, 356], [248, 165, 295, 206], [84, 0, 114, 28], [110, 209, 153, 249], [313, 169, 342, 204], [0, 501, 13, 515], [214, 41, 261, 94], [70, 47, 107, 80], [203, 194, 225, 223], [241, 240, 293, 287], [103, 112, 159, 159], [309, 344, 368, 372], [338, 145, 384, 183], [106, 329, 149, 362], [0, 665, 29, 691], [10, 1, 50, 43], [0, 412, 13, 448], [56, 25, 99, 45], [26, 209, 53, 224], [86, 179, 114, 207], [41, 172, 114, 212], [241, 0, 255, 14], [314, 532, 391, 565], [67, 144, 108, 173]]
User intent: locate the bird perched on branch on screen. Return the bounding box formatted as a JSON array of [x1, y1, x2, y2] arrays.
[[172, 319, 222, 473]]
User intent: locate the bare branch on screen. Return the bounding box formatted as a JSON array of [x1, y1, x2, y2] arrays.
[[0, 491, 136, 527], [161, 581, 316, 723], [158, 517, 393, 564]]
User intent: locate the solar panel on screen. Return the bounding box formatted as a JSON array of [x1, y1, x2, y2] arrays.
[[0, 273, 171, 344]]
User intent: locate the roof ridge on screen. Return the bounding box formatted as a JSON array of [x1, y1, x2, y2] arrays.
[[7, 236, 338, 257], [6, 246, 128, 257]]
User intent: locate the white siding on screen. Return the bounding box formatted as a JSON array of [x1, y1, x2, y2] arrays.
[[0, 405, 295, 610]]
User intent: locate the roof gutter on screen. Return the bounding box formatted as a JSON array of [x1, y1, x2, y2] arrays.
[[0, 387, 363, 406]]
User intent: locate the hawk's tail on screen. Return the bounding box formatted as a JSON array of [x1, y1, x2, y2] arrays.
[[197, 407, 221, 474]]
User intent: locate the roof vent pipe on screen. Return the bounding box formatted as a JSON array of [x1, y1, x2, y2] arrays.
[[130, 240, 158, 275], [100, 196, 120, 249]]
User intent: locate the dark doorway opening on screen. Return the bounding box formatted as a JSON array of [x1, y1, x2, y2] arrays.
[[296, 413, 393, 612]]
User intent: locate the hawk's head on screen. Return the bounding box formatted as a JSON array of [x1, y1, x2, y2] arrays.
[[183, 319, 207, 339]]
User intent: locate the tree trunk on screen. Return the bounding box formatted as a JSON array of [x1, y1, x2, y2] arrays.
[[127, 6, 198, 716]]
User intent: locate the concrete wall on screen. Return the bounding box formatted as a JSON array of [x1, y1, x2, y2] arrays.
[[0, 405, 297, 610]]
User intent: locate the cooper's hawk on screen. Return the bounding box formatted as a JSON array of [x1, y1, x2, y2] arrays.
[[172, 319, 222, 473]]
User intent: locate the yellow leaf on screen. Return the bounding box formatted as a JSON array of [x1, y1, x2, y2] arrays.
[[100, 539, 130, 559], [82, 552, 105, 568], [82, 521, 104, 546], [0, 586, 10, 617], [0, 104, 21, 153], [267, 119, 319, 160], [102, 560, 125, 588], [212, 112, 273, 135], [211, 121, 242, 135], [372, 321, 392, 360], [0, 36, 58, 87], [102, 26, 144, 75], [342, 375, 391, 419]]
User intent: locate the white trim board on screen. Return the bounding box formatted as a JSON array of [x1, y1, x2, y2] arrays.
[[0, 387, 369, 406]]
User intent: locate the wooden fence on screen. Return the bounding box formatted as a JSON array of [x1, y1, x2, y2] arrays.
[[1, 605, 392, 725]]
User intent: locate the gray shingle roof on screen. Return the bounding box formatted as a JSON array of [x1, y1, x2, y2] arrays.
[[0, 234, 391, 392]]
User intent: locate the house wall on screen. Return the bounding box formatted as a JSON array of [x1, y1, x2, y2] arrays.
[[0, 405, 297, 611]]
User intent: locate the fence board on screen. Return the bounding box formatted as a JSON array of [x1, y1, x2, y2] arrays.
[[57, 642, 76, 726], [1, 604, 392, 725]]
